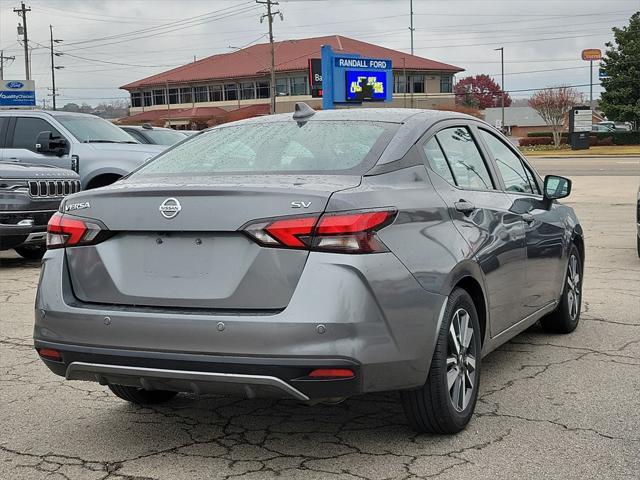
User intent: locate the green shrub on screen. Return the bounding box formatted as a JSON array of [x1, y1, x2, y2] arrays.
[[519, 137, 553, 146]]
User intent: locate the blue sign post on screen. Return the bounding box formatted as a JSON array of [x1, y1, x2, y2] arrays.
[[321, 45, 392, 110], [0, 80, 36, 108]]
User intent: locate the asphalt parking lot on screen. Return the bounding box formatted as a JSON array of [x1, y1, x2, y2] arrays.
[[1, 156, 638, 480]]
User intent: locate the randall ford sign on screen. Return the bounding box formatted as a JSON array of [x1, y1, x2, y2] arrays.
[[334, 57, 391, 70], [0, 79, 36, 107]]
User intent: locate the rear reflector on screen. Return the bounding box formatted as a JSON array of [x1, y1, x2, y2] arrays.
[[47, 212, 111, 249], [37, 348, 62, 361], [243, 209, 396, 254], [309, 368, 355, 379]]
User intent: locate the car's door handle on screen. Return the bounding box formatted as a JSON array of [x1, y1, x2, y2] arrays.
[[521, 213, 535, 224], [454, 200, 476, 214]]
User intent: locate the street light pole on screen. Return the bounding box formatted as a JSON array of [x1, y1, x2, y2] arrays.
[[494, 47, 505, 130], [409, 0, 414, 56]]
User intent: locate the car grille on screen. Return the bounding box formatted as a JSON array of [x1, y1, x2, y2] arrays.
[[28, 180, 81, 198]]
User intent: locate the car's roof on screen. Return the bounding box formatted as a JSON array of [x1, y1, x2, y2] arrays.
[[0, 109, 100, 118], [215, 106, 485, 165], [121, 125, 174, 131], [233, 107, 474, 126]]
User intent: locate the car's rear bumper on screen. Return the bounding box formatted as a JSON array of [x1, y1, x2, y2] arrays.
[[0, 223, 47, 250], [35, 340, 361, 400], [34, 249, 447, 398]]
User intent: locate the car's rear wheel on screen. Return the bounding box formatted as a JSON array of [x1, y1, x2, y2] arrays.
[[108, 384, 178, 405], [401, 288, 481, 434], [540, 244, 582, 334], [15, 245, 46, 260]]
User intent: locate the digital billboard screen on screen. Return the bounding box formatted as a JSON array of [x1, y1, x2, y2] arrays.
[[345, 70, 387, 102]]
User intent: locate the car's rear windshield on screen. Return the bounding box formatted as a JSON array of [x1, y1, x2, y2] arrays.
[[131, 120, 397, 176]]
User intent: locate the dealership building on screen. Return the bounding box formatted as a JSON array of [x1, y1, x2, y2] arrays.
[[120, 35, 463, 128]]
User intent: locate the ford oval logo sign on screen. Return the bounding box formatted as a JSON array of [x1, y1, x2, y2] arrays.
[[6, 81, 24, 89], [159, 198, 181, 219]]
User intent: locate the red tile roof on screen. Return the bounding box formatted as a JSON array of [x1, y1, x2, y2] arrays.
[[117, 105, 269, 126], [121, 35, 463, 90]]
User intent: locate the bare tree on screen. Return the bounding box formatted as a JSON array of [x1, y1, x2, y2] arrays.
[[528, 86, 582, 148]]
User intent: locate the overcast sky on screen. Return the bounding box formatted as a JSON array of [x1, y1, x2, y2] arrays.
[[0, 0, 638, 107]]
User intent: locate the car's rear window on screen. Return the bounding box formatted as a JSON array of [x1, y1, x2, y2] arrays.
[[132, 120, 397, 176]]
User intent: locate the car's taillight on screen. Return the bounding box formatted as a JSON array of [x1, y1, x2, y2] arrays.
[[47, 212, 110, 249], [243, 209, 396, 254]]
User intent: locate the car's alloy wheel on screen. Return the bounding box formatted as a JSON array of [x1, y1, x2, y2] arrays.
[[447, 308, 477, 412], [540, 243, 582, 334], [566, 253, 581, 322], [401, 287, 481, 434]]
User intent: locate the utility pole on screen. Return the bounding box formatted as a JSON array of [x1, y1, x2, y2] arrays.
[[49, 25, 64, 110], [14, 2, 31, 80], [0, 51, 16, 80], [257, 0, 282, 115], [409, 0, 414, 55], [494, 47, 505, 130]]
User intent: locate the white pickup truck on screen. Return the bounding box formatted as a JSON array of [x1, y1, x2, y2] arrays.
[[0, 110, 165, 189]]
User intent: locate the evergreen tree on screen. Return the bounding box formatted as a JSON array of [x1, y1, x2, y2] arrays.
[[599, 11, 640, 125]]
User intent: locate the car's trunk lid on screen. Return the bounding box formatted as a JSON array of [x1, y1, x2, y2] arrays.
[[64, 175, 360, 309]]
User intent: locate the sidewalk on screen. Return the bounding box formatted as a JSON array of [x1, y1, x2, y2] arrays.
[[523, 145, 640, 157]]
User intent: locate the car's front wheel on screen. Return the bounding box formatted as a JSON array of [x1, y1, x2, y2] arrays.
[[540, 244, 582, 334], [401, 288, 481, 434], [108, 384, 178, 405]]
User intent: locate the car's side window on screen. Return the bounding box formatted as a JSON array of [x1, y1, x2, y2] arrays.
[[422, 137, 456, 184], [521, 161, 541, 195], [11, 118, 62, 152], [479, 129, 534, 194], [125, 129, 147, 143], [436, 126, 494, 190], [0, 117, 8, 147]]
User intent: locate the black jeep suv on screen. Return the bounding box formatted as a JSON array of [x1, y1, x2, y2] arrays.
[[0, 162, 80, 260]]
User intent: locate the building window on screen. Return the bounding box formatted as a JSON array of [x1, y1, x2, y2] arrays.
[[194, 85, 208, 103], [241, 82, 255, 100], [168, 88, 179, 104], [256, 81, 270, 99], [290, 76, 307, 96], [411, 75, 425, 94], [225, 84, 238, 101], [180, 87, 193, 104], [276, 78, 289, 96], [209, 84, 223, 102], [440, 74, 453, 93], [152, 89, 165, 105], [143, 91, 152, 107], [393, 74, 408, 94], [131, 92, 142, 107]]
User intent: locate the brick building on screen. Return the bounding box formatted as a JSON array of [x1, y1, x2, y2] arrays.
[[119, 35, 463, 129]]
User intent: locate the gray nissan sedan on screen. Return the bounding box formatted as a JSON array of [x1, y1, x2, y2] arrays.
[[34, 104, 583, 434]]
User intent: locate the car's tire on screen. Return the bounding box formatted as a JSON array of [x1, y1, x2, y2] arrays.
[[540, 244, 583, 334], [401, 287, 481, 434], [15, 245, 46, 260], [108, 384, 178, 405]]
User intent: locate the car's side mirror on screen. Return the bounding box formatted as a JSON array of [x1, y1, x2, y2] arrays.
[[543, 175, 571, 200], [36, 131, 68, 156]]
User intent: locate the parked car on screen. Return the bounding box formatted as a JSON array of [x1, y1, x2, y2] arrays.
[[0, 111, 164, 189], [0, 161, 79, 259], [597, 121, 633, 132], [34, 104, 584, 434], [591, 124, 615, 133], [120, 124, 187, 146]]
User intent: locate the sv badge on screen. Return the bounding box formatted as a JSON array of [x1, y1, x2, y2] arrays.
[[291, 201, 312, 209]]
